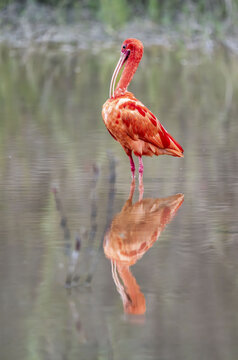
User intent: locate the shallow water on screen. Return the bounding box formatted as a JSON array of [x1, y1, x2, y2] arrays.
[[1, 44, 238, 360]]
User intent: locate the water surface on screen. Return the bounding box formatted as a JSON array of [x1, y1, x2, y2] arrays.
[[1, 44, 238, 360]]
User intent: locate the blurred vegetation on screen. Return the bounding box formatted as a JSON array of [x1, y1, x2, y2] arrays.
[[0, 0, 238, 28]]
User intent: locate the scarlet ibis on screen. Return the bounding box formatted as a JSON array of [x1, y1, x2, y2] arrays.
[[102, 38, 184, 181], [103, 182, 184, 315]]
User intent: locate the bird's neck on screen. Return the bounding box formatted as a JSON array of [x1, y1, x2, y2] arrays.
[[114, 55, 141, 97]]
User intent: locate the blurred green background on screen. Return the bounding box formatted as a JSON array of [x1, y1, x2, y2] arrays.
[[0, 0, 238, 28]]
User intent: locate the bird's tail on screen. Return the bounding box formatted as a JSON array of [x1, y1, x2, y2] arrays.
[[165, 131, 184, 157], [156, 123, 184, 157], [164, 148, 184, 157]]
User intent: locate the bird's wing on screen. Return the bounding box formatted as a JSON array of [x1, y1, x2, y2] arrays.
[[118, 100, 183, 153]]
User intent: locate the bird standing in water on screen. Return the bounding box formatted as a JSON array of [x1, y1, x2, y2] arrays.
[[102, 38, 183, 184]]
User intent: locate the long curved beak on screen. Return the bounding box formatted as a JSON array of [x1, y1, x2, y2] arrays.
[[109, 52, 128, 99]]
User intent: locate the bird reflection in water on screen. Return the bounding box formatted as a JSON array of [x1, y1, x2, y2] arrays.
[[104, 181, 184, 315]]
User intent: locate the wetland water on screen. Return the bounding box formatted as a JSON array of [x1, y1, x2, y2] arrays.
[[1, 44, 238, 359]]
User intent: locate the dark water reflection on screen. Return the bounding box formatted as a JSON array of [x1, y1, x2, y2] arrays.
[[1, 44, 238, 359]]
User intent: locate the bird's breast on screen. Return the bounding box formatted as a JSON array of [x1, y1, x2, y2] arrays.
[[102, 94, 141, 127]]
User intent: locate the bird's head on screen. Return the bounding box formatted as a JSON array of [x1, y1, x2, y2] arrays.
[[120, 38, 144, 66]]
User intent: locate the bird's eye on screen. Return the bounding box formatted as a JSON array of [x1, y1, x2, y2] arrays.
[[122, 45, 126, 49]]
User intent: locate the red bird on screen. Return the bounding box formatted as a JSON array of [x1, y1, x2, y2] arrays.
[[102, 38, 183, 181]]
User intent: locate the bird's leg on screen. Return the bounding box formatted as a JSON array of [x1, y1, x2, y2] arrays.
[[138, 156, 144, 178], [129, 154, 135, 179], [138, 156, 144, 200]]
